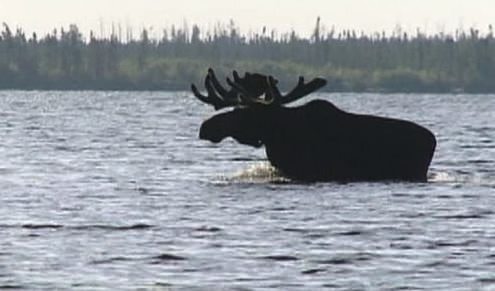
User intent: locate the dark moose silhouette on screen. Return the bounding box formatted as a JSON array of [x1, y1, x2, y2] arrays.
[[192, 69, 436, 182]]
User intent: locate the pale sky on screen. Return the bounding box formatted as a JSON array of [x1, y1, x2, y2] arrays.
[[1, 0, 494, 38]]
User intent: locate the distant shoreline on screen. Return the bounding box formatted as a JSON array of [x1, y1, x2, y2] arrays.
[[2, 23, 495, 95]]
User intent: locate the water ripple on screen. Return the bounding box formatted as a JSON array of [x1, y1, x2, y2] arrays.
[[259, 255, 300, 261], [0, 285, 25, 290], [0, 223, 154, 231], [151, 253, 188, 262], [90, 256, 136, 265]]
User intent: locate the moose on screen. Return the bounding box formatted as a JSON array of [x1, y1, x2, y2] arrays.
[[191, 69, 436, 182]]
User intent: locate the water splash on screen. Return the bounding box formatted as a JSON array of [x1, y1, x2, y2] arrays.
[[429, 171, 459, 183], [227, 162, 290, 184], [429, 170, 495, 187]]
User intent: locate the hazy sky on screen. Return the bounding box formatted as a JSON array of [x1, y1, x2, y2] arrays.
[[1, 0, 494, 38]]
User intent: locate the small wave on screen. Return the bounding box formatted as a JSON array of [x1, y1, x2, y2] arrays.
[[468, 159, 492, 165], [0, 285, 25, 289], [427, 239, 477, 249], [422, 260, 460, 268], [336, 230, 366, 236], [315, 252, 377, 265], [91, 253, 187, 265], [478, 277, 495, 284], [194, 226, 222, 232], [435, 212, 491, 219], [259, 255, 299, 261], [53, 145, 78, 152], [91, 256, 135, 265], [317, 258, 354, 265], [71, 223, 153, 231], [270, 206, 296, 211], [301, 268, 326, 275], [0, 223, 153, 231], [21, 224, 63, 229], [283, 227, 309, 233], [150, 253, 187, 263]]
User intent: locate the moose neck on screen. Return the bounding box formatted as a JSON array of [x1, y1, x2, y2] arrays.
[[254, 106, 297, 170]]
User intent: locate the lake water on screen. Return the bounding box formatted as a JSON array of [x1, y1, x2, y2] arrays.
[[0, 91, 494, 290]]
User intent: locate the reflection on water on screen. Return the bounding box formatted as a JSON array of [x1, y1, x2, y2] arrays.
[[0, 91, 494, 290]]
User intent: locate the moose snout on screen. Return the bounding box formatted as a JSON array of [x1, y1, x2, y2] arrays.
[[198, 118, 226, 143]]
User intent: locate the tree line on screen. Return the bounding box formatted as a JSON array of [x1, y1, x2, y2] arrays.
[[1, 20, 495, 93]]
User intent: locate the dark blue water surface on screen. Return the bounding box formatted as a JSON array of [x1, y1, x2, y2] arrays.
[[0, 91, 494, 290]]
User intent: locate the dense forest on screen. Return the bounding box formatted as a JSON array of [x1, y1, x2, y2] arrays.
[[1, 20, 495, 92]]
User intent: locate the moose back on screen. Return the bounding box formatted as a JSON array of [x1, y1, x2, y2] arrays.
[[192, 69, 436, 182]]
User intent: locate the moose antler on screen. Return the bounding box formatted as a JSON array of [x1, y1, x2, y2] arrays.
[[191, 68, 327, 109], [265, 76, 327, 105], [226, 73, 327, 106], [191, 69, 239, 110], [191, 68, 270, 110]]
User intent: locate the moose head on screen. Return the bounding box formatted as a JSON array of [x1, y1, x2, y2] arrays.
[[191, 68, 327, 147]]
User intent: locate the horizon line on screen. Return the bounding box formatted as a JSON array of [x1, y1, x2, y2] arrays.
[[2, 19, 495, 42]]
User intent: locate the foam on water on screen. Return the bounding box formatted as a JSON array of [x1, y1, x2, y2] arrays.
[[429, 171, 459, 183], [227, 162, 291, 183], [430, 170, 495, 187]]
